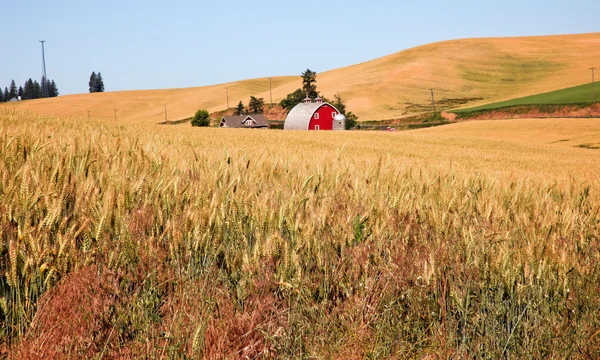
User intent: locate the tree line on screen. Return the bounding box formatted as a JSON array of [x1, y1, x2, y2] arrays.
[[0, 78, 59, 102]]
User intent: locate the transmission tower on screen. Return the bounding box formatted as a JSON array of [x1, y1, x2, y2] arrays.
[[39, 40, 48, 98]]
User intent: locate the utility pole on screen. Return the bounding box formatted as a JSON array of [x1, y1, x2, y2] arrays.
[[165, 104, 168, 123], [114, 109, 117, 121], [430, 89, 436, 114], [39, 40, 48, 98], [269, 77, 273, 106], [591, 67, 596, 103], [226, 87, 229, 109], [87, 111, 90, 120]]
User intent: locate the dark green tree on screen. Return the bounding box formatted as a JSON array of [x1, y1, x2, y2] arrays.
[[279, 88, 306, 110], [32, 81, 41, 99], [3, 88, 9, 102], [279, 69, 320, 110], [0, 88, 4, 102], [23, 79, 35, 100], [235, 101, 246, 115], [248, 96, 264, 114], [191, 109, 210, 127], [89, 72, 97, 92], [95, 72, 105, 92], [18, 86, 23, 99], [49, 80, 59, 97], [9, 80, 17, 99], [301, 69, 318, 98]]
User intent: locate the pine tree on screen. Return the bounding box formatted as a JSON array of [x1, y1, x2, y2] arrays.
[[301, 69, 318, 98], [89, 72, 97, 93], [0, 89, 4, 102], [95, 72, 105, 92], [235, 101, 246, 115], [18, 86, 23, 99], [3, 88, 9, 102], [9, 80, 17, 99], [23, 79, 34, 100], [32, 81, 41, 99], [49, 80, 59, 97]]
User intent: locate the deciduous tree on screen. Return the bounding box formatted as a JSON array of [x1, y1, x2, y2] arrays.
[[248, 96, 264, 114], [191, 109, 210, 127]]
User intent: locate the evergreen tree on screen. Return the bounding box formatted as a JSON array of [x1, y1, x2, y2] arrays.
[[235, 101, 246, 115], [279, 69, 319, 110], [248, 96, 265, 114], [49, 80, 59, 97], [18, 86, 23, 99], [0, 89, 4, 102], [301, 69, 318, 98], [32, 81, 41, 99], [9, 80, 17, 99], [89, 72, 97, 93], [95, 72, 105, 92], [23, 79, 34, 100], [3, 88, 9, 102]]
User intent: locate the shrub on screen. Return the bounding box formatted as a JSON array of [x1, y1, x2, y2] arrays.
[[191, 109, 210, 127]]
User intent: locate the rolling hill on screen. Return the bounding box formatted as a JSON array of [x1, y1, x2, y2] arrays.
[[1, 32, 599, 123]]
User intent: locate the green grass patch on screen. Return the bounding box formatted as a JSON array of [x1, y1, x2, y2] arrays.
[[455, 83, 598, 114]]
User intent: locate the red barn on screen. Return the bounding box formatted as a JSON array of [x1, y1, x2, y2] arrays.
[[284, 97, 346, 130]]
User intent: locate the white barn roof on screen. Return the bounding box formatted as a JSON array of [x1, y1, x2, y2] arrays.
[[284, 102, 339, 130]]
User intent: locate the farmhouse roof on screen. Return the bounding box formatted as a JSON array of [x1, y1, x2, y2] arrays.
[[220, 114, 268, 128], [283, 102, 339, 130]]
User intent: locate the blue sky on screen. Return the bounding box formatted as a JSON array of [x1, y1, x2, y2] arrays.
[[0, 0, 598, 95]]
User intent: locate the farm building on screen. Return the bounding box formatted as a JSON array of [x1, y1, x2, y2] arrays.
[[284, 97, 346, 130], [220, 114, 268, 129]]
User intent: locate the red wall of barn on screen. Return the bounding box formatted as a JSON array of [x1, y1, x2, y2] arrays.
[[308, 104, 339, 130]]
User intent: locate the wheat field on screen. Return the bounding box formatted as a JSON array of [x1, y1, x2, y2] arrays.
[[2, 33, 599, 123], [1, 110, 599, 358]]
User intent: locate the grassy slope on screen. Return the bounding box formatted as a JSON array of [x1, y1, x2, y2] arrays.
[[455, 82, 598, 112], [1, 33, 599, 122]]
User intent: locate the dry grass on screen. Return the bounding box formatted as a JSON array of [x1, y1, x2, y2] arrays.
[[1, 110, 599, 358], [1, 33, 599, 122]]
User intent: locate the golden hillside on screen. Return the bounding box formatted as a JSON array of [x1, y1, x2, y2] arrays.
[[2, 32, 599, 122]]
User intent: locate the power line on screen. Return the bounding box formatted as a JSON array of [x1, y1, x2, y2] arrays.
[[269, 77, 273, 106], [226, 87, 229, 109], [39, 40, 48, 98]]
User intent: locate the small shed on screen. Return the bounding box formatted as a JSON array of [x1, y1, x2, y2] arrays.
[[283, 97, 343, 130], [220, 114, 268, 129]]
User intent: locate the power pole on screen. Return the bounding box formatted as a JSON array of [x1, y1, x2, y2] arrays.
[[591, 67, 596, 103], [39, 40, 48, 98], [87, 111, 90, 120], [430, 89, 436, 114], [165, 104, 168, 123], [226, 87, 229, 109], [269, 77, 273, 106], [114, 109, 117, 121]]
